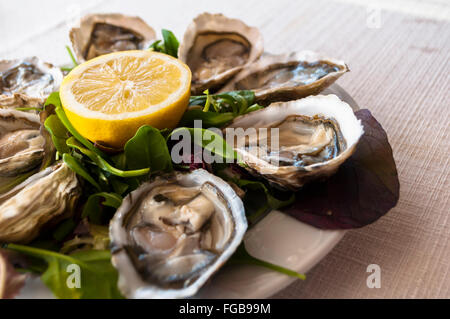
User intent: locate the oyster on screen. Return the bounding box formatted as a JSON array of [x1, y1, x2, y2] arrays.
[[225, 95, 364, 189], [221, 51, 348, 104], [0, 57, 63, 108], [0, 109, 44, 181], [178, 13, 264, 94], [70, 13, 156, 62], [0, 162, 80, 243], [110, 169, 247, 298]]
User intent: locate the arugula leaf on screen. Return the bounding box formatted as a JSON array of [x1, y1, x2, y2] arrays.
[[66, 137, 150, 178], [82, 192, 123, 224], [236, 179, 295, 210], [229, 243, 305, 280], [180, 109, 235, 128], [54, 106, 106, 158], [168, 127, 239, 163], [161, 29, 179, 57], [124, 125, 173, 173], [52, 219, 76, 242], [218, 172, 295, 224], [44, 114, 71, 155], [149, 29, 179, 58], [189, 90, 259, 116], [66, 45, 78, 71], [6, 244, 123, 299], [62, 153, 101, 190], [44, 92, 62, 108]]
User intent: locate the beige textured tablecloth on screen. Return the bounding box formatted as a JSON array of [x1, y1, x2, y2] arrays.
[[1, 0, 449, 298]]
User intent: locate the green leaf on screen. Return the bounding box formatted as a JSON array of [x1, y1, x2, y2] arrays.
[[124, 125, 173, 173], [148, 29, 179, 58], [66, 137, 150, 178], [14, 107, 43, 112], [62, 153, 101, 190], [52, 219, 76, 242], [236, 179, 295, 210], [66, 45, 78, 67], [168, 127, 239, 163], [44, 92, 62, 108], [54, 106, 106, 158], [188, 90, 260, 118], [229, 243, 305, 280], [180, 109, 235, 128], [44, 114, 70, 154], [6, 244, 123, 299], [161, 29, 179, 58], [82, 192, 123, 224]]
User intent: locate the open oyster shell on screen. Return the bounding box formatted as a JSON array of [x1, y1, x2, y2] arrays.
[[221, 51, 348, 104], [0, 57, 63, 108], [179, 13, 264, 94], [110, 169, 247, 299], [0, 162, 80, 243], [225, 95, 364, 190], [0, 109, 44, 179], [70, 13, 156, 62]]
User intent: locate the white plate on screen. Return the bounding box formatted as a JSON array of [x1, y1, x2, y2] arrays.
[[17, 84, 356, 299]]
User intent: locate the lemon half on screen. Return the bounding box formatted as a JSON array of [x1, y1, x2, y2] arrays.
[[60, 50, 191, 148]]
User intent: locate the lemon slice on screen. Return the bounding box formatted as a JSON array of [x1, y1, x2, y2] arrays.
[[60, 50, 191, 148]]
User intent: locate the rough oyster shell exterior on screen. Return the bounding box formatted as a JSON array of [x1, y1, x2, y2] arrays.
[[0, 162, 80, 243]]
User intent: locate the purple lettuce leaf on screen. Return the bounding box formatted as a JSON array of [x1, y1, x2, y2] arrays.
[[283, 109, 399, 229]]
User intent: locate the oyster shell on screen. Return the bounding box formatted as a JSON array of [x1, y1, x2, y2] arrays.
[[179, 13, 264, 94], [70, 13, 156, 62], [0, 162, 80, 243], [0, 57, 63, 108], [110, 169, 247, 298], [0, 109, 44, 178], [225, 95, 364, 189], [221, 51, 348, 104]]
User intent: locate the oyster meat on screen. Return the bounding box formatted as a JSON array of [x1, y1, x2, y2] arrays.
[[0, 162, 80, 243], [0, 57, 63, 108], [110, 169, 247, 298], [0, 109, 44, 181], [70, 13, 156, 62], [225, 95, 364, 189], [221, 51, 348, 104], [179, 13, 263, 94]]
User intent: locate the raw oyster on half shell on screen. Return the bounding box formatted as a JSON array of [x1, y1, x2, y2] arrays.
[[179, 13, 264, 94], [110, 169, 247, 298], [0, 57, 63, 108], [70, 13, 156, 62], [225, 95, 364, 189], [221, 51, 348, 104]]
